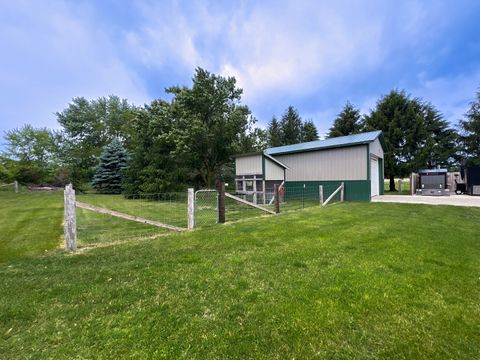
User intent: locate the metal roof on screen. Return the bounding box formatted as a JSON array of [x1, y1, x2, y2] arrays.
[[265, 130, 384, 156]]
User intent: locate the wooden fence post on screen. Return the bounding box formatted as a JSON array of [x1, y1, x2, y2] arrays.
[[340, 182, 344, 202], [274, 184, 280, 213], [187, 188, 194, 229], [64, 184, 77, 251], [216, 181, 225, 224], [319, 185, 324, 206], [14, 180, 18, 193]]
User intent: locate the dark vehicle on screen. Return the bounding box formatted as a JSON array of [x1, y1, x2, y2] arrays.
[[416, 169, 450, 196], [461, 166, 480, 196]]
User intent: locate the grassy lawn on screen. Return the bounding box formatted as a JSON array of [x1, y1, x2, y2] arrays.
[[0, 191, 63, 262], [384, 179, 411, 195], [1, 202, 479, 358], [77, 193, 188, 228], [76, 208, 168, 246]]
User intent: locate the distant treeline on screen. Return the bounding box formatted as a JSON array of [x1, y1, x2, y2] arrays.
[[1, 68, 479, 193]]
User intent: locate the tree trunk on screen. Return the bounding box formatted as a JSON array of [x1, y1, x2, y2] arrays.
[[206, 169, 215, 188], [389, 175, 397, 192]]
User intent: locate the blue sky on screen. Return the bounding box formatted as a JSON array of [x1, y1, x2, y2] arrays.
[[1, 0, 480, 142]]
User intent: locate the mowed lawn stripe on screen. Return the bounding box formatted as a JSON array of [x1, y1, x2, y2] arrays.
[[0, 202, 479, 359], [0, 191, 64, 262]]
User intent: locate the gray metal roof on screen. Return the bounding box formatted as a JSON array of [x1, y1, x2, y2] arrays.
[[265, 130, 384, 156]]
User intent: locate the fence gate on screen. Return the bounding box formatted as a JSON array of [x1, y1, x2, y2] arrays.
[[194, 190, 218, 227]]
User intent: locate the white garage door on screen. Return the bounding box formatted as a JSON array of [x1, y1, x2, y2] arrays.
[[371, 157, 379, 197]]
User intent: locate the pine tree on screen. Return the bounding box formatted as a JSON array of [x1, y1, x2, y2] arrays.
[[267, 117, 282, 147], [92, 139, 128, 194], [458, 89, 480, 166], [280, 106, 303, 145], [328, 101, 362, 138], [301, 120, 319, 142]]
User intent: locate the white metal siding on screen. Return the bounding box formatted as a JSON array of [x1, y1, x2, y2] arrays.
[[265, 157, 284, 180], [276, 145, 368, 181], [370, 138, 383, 158], [236, 155, 262, 175]]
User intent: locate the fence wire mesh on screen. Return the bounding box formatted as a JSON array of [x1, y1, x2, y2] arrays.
[[281, 184, 342, 211], [75, 192, 187, 247], [194, 190, 218, 227], [225, 191, 273, 223]]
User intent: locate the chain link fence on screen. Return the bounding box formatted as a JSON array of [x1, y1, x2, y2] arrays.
[[194, 190, 218, 227]]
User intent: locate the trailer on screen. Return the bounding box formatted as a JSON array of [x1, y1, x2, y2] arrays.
[[462, 166, 480, 196], [415, 169, 450, 196]]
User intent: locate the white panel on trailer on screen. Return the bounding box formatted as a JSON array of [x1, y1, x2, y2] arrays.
[[371, 157, 379, 197]]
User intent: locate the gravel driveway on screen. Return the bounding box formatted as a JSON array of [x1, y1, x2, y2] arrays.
[[371, 194, 480, 208]]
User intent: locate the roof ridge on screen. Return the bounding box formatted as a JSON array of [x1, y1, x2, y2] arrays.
[[265, 130, 383, 156]]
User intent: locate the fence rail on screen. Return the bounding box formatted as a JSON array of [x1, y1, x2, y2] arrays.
[[62, 181, 348, 252]]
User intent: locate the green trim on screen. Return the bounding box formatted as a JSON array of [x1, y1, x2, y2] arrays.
[[379, 158, 384, 195], [367, 144, 370, 180], [285, 181, 371, 202], [262, 155, 266, 178]]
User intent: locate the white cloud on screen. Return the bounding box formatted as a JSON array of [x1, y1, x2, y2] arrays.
[[0, 1, 149, 136]]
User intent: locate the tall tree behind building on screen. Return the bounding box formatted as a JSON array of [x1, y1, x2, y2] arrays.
[[266, 117, 282, 147], [301, 120, 319, 142], [279, 106, 303, 145], [328, 102, 362, 138], [364, 90, 457, 191], [458, 89, 480, 166]]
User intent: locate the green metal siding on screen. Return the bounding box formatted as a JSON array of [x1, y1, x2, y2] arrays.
[[285, 180, 371, 202]]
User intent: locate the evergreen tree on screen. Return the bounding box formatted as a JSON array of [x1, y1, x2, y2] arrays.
[[364, 90, 457, 191], [301, 120, 319, 142], [458, 89, 480, 166], [92, 139, 128, 194], [418, 103, 457, 168], [267, 117, 282, 147], [328, 101, 362, 138], [280, 106, 303, 145]]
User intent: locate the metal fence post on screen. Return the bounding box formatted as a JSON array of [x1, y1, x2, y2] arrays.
[[64, 184, 77, 251], [340, 182, 344, 202], [274, 184, 280, 213], [216, 181, 225, 223], [319, 185, 324, 206], [14, 180, 18, 193], [187, 188, 194, 229]]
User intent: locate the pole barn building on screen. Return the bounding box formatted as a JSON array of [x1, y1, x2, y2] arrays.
[[234, 130, 385, 202]]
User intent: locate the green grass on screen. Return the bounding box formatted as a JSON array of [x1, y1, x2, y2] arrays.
[[77, 193, 188, 228], [76, 208, 168, 246], [0, 191, 63, 262], [1, 202, 479, 358], [384, 179, 411, 195]]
